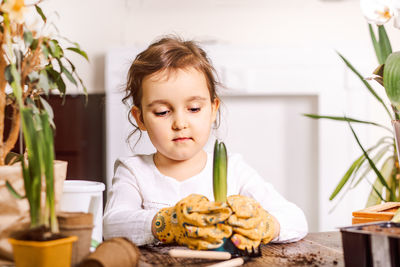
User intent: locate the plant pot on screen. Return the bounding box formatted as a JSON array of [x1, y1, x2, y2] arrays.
[[60, 180, 105, 246], [0, 160, 68, 261], [58, 212, 93, 267], [79, 237, 140, 267], [8, 235, 77, 267], [340, 221, 400, 267]]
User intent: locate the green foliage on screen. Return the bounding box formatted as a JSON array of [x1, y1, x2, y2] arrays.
[[305, 24, 400, 208], [369, 25, 392, 64], [3, 3, 88, 232]]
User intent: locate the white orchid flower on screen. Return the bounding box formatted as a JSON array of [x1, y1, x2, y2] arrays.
[[361, 0, 394, 25]]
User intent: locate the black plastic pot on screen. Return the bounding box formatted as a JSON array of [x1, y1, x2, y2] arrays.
[[340, 222, 400, 267]]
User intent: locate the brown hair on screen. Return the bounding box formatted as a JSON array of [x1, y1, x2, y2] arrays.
[[123, 36, 221, 146]]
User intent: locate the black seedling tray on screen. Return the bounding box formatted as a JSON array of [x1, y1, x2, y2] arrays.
[[340, 221, 400, 267]]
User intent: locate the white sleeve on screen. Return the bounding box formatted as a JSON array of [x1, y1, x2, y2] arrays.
[[234, 156, 308, 243], [103, 159, 158, 246]]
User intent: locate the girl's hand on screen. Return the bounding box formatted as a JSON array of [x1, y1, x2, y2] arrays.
[[152, 194, 232, 250], [225, 195, 280, 250]]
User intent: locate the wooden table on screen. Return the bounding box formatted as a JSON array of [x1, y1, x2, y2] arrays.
[[138, 232, 344, 266]]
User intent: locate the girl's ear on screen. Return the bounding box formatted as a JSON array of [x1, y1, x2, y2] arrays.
[[131, 106, 147, 131], [211, 97, 220, 123]]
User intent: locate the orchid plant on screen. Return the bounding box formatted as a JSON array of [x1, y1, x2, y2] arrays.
[[305, 0, 400, 208], [1, 0, 87, 233]]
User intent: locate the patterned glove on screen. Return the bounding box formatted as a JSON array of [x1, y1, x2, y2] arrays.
[[225, 195, 276, 250], [153, 194, 233, 250]]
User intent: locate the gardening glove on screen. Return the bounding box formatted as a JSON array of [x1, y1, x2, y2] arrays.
[[153, 194, 233, 250], [225, 195, 276, 250]]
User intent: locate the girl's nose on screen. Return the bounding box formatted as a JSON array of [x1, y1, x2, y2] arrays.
[[172, 113, 188, 130]]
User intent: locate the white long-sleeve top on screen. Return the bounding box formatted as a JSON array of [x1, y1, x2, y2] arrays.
[[103, 153, 308, 246]]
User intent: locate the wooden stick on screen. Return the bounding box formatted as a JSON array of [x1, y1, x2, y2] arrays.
[[206, 257, 245, 267], [168, 249, 231, 260]]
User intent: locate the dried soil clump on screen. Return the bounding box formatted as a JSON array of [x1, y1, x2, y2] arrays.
[[287, 251, 326, 266]]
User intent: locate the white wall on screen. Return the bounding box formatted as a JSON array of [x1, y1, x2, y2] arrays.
[[43, 0, 400, 95]]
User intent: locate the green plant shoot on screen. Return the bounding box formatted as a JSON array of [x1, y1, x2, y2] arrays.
[[213, 140, 227, 203]]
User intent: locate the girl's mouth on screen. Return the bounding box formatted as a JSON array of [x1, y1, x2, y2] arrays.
[[173, 137, 192, 142]]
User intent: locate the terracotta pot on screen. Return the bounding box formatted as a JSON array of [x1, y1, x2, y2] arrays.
[[79, 237, 140, 267], [58, 212, 93, 267]]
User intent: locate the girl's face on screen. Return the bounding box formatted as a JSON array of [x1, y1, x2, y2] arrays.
[[132, 67, 219, 163]]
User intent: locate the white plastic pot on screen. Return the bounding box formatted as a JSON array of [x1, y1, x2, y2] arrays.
[[60, 180, 105, 245]]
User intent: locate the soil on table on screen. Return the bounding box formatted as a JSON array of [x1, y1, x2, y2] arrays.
[[13, 226, 64, 241], [267, 246, 339, 267]]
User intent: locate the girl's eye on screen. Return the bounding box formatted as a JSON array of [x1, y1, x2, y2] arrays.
[[154, 110, 169, 116], [189, 107, 200, 113]]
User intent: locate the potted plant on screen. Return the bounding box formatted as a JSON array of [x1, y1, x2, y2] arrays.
[[0, 0, 88, 266], [305, 0, 400, 266], [305, 0, 400, 210]]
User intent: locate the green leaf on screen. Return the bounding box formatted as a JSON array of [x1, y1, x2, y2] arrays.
[[38, 69, 51, 94], [65, 58, 76, 72], [46, 68, 63, 92], [369, 24, 384, 64], [354, 136, 393, 172], [41, 43, 49, 59], [48, 39, 63, 58], [346, 119, 395, 200], [383, 51, 400, 111], [369, 24, 392, 64], [6, 181, 25, 199], [329, 153, 365, 200], [40, 111, 58, 232], [351, 143, 392, 188], [23, 30, 34, 48], [61, 66, 77, 86], [303, 113, 393, 132], [343, 136, 394, 195], [66, 47, 89, 61], [337, 52, 393, 119], [39, 97, 55, 129], [56, 75, 66, 94], [57, 59, 77, 86], [378, 25, 392, 63], [20, 108, 44, 227], [35, 5, 47, 23], [366, 156, 395, 207]]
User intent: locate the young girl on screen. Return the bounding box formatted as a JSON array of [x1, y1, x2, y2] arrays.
[[103, 37, 308, 249]]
